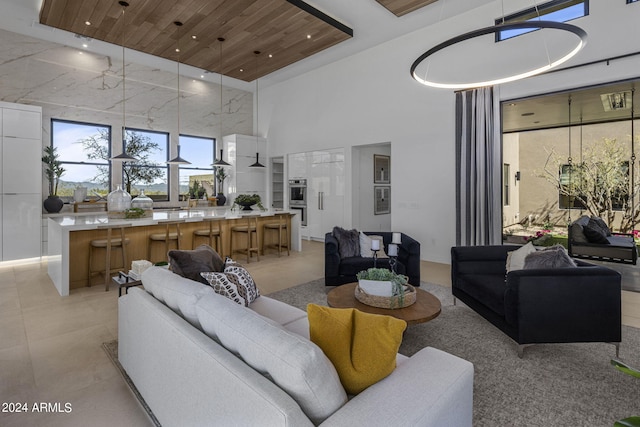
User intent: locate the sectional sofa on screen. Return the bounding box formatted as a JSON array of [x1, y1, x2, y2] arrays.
[[118, 267, 474, 426]]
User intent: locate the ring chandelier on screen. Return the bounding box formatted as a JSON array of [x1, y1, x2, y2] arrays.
[[410, 21, 588, 90]]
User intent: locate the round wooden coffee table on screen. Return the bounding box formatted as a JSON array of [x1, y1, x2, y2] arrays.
[[327, 282, 441, 325]]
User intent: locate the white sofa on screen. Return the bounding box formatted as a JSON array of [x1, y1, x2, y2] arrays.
[[118, 267, 474, 426]]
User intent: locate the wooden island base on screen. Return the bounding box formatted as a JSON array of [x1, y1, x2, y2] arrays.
[[48, 210, 297, 295]]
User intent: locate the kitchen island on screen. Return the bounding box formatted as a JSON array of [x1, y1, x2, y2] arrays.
[[47, 209, 299, 296]]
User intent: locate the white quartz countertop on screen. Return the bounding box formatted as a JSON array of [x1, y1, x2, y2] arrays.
[[47, 209, 295, 231]]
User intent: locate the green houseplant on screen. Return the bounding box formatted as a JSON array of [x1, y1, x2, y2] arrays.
[[42, 145, 66, 213], [356, 268, 409, 307], [233, 194, 265, 211], [215, 168, 228, 206], [611, 359, 640, 426]]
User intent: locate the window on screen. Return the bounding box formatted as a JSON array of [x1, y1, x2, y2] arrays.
[[558, 164, 587, 210], [628, 0, 639, 4], [178, 135, 215, 199], [503, 164, 511, 206], [51, 119, 111, 198], [496, 0, 588, 42], [124, 128, 169, 201]]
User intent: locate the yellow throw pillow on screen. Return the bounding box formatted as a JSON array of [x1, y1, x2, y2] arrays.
[[307, 304, 407, 395]]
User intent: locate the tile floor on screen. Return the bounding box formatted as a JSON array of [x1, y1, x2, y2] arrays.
[[0, 240, 638, 426]]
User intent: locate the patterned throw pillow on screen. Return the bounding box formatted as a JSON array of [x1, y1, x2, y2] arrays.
[[200, 261, 260, 306]]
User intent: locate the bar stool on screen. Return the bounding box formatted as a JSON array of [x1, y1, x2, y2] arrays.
[[230, 215, 259, 263], [88, 224, 130, 291], [262, 213, 290, 257], [193, 218, 223, 254], [148, 220, 184, 263]]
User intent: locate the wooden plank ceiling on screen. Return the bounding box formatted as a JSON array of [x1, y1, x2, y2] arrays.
[[39, 0, 353, 82], [375, 0, 438, 17]]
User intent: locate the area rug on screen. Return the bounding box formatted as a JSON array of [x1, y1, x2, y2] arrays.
[[268, 279, 640, 427]]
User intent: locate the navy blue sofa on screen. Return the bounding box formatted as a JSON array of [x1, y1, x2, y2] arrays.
[[451, 244, 622, 357]]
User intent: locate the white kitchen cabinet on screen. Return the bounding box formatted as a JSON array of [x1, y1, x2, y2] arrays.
[[301, 149, 345, 240], [3, 137, 42, 194], [287, 152, 307, 179], [223, 134, 267, 206], [2, 194, 41, 260], [0, 102, 42, 261], [2, 108, 41, 139]]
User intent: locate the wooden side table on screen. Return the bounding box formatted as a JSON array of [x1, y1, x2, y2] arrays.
[[327, 282, 442, 325]]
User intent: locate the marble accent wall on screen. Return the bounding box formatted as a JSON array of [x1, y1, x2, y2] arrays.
[[0, 28, 253, 206]]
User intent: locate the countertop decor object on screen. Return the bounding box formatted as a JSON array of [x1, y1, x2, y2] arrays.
[[42, 145, 65, 213], [356, 268, 410, 308], [233, 194, 264, 211], [107, 184, 132, 217]]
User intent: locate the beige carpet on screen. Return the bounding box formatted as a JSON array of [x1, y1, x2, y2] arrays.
[[269, 279, 640, 427]]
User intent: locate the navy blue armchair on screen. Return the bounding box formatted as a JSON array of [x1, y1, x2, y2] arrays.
[[325, 232, 420, 286]]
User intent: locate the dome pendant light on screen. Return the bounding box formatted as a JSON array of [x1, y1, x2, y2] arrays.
[[213, 37, 231, 167], [249, 50, 265, 168], [167, 21, 191, 165], [110, 0, 138, 162]]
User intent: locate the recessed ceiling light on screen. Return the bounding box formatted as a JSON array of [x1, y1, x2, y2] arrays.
[[268, 54, 273, 58], [200, 74, 204, 79], [85, 21, 91, 26], [78, 51, 83, 55], [82, 43, 88, 48], [239, 68, 244, 72], [191, 35, 197, 39], [307, 34, 311, 39], [175, 48, 180, 53]]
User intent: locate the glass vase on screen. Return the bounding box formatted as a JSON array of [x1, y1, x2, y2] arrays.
[[107, 184, 132, 212], [131, 189, 153, 210]]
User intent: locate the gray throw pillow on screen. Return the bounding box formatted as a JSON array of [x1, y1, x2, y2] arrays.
[[523, 245, 577, 269], [583, 218, 610, 244], [168, 244, 225, 284], [592, 217, 612, 236], [569, 222, 589, 243], [332, 226, 360, 259]]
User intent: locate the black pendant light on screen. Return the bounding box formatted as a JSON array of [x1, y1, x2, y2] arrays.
[[249, 50, 265, 168], [110, 0, 138, 162], [213, 37, 231, 167], [167, 21, 191, 165], [214, 148, 231, 167]]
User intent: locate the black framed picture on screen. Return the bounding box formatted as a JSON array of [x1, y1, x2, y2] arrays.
[[374, 154, 390, 184], [374, 186, 390, 215]]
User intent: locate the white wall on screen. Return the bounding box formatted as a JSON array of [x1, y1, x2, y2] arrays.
[[260, 0, 640, 263], [0, 28, 253, 207], [352, 143, 392, 231]]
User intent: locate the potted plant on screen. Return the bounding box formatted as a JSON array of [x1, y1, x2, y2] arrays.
[[215, 167, 228, 206], [611, 359, 640, 426], [356, 268, 411, 308], [42, 145, 65, 213], [233, 194, 265, 211], [356, 268, 407, 296], [189, 180, 206, 200]]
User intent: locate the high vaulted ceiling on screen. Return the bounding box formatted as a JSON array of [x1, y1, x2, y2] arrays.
[[39, 0, 354, 82], [375, 0, 439, 17]]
